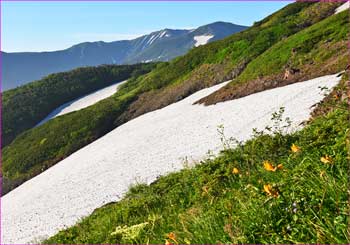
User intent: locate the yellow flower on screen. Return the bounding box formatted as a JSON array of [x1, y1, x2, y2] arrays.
[[263, 161, 277, 172], [263, 184, 272, 195], [291, 144, 300, 153], [277, 164, 283, 170], [263, 184, 279, 198], [165, 239, 171, 245], [167, 232, 178, 243], [320, 170, 326, 178], [232, 167, 240, 174], [320, 155, 332, 164], [202, 185, 209, 195], [184, 238, 191, 244]]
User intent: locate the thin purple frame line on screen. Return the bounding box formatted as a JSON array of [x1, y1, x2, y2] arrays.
[[0, 0, 288, 243], [0, 0, 3, 243], [0, 0, 296, 2], [0, 1, 348, 245]]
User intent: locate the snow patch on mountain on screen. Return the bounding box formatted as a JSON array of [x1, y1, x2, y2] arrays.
[[148, 35, 157, 45], [194, 35, 214, 47], [2, 73, 341, 244], [143, 59, 154, 63], [334, 1, 349, 14], [37, 80, 126, 126], [146, 30, 171, 46]]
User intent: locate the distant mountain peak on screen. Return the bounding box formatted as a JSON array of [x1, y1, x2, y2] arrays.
[[3, 21, 248, 90]]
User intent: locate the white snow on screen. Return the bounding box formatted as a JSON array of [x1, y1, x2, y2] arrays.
[[147, 35, 156, 45], [148, 32, 162, 45], [159, 31, 167, 38], [37, 81, 126, 126], [334, 1, 349, 14], [194, 35, 214, 47], [2, 73, 341, 244]]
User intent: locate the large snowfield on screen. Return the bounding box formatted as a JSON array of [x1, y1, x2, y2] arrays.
[[37, 80, 126, 126], [1, 73, 341, 244]]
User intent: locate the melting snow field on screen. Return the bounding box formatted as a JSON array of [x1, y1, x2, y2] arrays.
[[37, 80, 126, 126], [194, 35, 214, 47], [2, 74, 341, 244], [334, 1, 349, 15]]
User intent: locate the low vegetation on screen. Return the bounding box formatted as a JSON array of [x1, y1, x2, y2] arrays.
[[45, 74, 350, 244], [117, 1, 342, 120], [1, 63, 157, 194], [197, 9, 349, 105], [2, 63, 157, 146]]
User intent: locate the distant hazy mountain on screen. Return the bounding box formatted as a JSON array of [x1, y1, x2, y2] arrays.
[[2, 21, 247, 91]]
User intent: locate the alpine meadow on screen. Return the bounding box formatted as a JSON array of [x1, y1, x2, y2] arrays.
[[1, 1, 350, 244]]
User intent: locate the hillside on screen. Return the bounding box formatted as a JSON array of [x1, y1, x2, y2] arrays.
[[2, 22, 247, 90], [111, 2, 347, 123], [2, 1, 349, 244], [2, 63, 156, 147], [1, 63, 157, 194], [37, 80, 128, 126], [197, 8, 349, 105], [2, 72, 345, 244], [2, 1, 346, 195], [44, 96, 350, 244]]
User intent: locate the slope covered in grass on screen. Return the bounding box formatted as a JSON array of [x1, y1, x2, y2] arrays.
[[1, 2, 344, 194], [2, 73, 342, 244], [198, 9, 349, 105], [45, 74, 350, 244], [1, 64, 157, 194], [115, 1, 342, 122], [2, 63, 156, 146], [37, 80, 127, 126]]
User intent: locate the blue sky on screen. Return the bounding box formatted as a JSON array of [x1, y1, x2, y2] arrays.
[[2, 1, 291, 52]]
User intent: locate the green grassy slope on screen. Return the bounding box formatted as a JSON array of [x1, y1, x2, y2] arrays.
[[238, 11, 348, 82], [45, 75, 350, 244], [2, 63, 156, 146], [115, 2, 342, 121], [1, 64, 157, 194], [1, 2, 343, 194], [198, 10, 349, 105]]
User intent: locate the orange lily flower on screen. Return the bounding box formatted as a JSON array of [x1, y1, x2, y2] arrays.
[[263, 184, 279, 197], [167, 232, 178, 243], [320, 155, 332, 164], [291, 144, 301, 153], [263, 161, 277, 172]]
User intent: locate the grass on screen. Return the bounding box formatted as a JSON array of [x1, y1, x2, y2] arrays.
[[45, 75, 350, 244], [237, 10, 349, 82], [198, 8, 349, 105]]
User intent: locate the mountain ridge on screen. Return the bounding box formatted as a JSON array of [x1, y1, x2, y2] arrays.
[[2, 21, 247, 90]]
